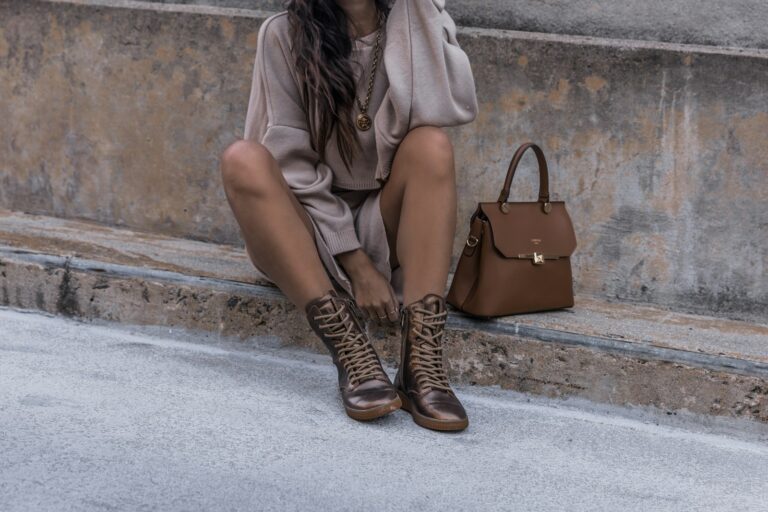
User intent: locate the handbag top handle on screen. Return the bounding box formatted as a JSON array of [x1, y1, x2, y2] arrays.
[[496, 142, 551, 205]]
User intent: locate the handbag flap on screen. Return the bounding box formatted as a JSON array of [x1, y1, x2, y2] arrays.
[[479, 201, 577, 257]]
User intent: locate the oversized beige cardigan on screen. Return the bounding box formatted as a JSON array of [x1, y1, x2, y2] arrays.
[[244, 0, 478, 297]]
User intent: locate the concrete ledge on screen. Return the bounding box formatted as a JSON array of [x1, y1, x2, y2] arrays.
[[45, 0, 768, 56], [47, 0, 273, 19], [1, 210, 766, 422], [143, 0, 768, 50]]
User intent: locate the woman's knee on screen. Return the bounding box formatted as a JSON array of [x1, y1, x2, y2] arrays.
[[220, 139, 279, 196], [398, 126, 455, 181]]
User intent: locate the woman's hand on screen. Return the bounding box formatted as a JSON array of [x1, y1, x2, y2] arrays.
[[337, 249, 400, 324]]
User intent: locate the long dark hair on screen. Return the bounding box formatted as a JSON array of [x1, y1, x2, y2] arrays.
[[286, 0, 390, 172]]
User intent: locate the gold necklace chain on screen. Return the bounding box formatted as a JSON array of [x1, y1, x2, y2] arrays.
[[355, 12, 385, 131]]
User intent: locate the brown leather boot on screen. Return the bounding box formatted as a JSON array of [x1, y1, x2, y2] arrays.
[[305, 289, 402, 421], [395, 294, 468, 431]]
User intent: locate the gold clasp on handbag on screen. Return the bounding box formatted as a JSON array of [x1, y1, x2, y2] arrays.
[[518, 252, 546, 264], [466, 235, 480, 248]]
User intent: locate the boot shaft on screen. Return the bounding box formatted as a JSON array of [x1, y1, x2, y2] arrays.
[[305, 289, 386, 388], [395, 293, 469, 431], [396, 294, 450, 392]]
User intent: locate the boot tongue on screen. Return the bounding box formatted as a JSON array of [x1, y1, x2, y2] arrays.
[[306, 290, 343, 317], [317, 298, 341, 315], [408, 294, 446, 339], [421, 294, 445, 314], [311, 292, 363, 337]]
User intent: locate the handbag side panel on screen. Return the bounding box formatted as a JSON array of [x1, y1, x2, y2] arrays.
[[447, 214, 485, 311]]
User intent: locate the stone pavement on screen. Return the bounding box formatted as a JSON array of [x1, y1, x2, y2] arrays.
[[2, 308, 766, 512]]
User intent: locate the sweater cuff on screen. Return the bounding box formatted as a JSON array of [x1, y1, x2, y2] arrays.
[[322, 227, 362, 255]]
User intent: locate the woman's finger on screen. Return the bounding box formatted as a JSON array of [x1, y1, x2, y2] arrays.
[[385, 285, 400, 323], [384, 298, 399, 323], [355, 302, 371, 321], [372, 303, 388, 324], [367, 306, 382, 324]]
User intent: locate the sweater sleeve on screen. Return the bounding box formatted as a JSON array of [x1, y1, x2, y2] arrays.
[[243, 14, 362, 255], [374, 0, 479, 181]]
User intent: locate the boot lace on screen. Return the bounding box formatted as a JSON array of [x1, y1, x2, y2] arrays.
[[409, 308, 451, 392], [313, 304, 383, 386]]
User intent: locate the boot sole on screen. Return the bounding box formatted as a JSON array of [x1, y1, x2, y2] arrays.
[[345, 395, 402, 421], [397, 390, 469, 432]]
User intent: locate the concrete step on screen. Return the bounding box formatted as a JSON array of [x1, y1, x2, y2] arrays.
[[1, 209, 766, 423], [2, 0, 766, 323], [145, 0, 768, 50]]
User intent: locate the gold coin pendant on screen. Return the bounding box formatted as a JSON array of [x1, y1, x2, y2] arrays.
[[356, 113, 372, 131]]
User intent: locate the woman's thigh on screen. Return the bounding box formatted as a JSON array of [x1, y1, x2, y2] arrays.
[[378, 126, 455, 264], [222, 139, 315, 240]]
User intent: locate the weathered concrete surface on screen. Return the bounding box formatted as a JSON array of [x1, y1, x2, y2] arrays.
[[0, 209, 258, 284], [1, 0, 767, 321], [2, 308, 767, 511], [2, 209, 767, 359], [1, 211, 767, 422], [148, 0, 768, 50]]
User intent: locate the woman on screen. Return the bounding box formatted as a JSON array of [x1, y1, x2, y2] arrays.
[[220, 0, 478, 431]]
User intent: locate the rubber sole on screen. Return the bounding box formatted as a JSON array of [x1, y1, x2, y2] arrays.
[[397, 390, 469, 432], [344, 395, 402, 421]]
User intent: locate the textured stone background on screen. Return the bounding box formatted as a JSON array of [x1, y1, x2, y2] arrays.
[[0, 1, 766, 320]]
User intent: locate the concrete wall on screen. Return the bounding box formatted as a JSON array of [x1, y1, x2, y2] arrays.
[[1, 0, 767, 321], [148, 0, 768, 49]]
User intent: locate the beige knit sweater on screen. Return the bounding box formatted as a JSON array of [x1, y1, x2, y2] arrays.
[[244, 0, 478, 256]]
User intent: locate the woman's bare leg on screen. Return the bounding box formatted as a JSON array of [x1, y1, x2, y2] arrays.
[[382, 126, 468, 431], [222, 140, 401, 420], [220, 139, 333, 309], [379, 126, 457, 305]]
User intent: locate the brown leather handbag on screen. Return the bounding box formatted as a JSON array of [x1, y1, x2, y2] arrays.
[[447, 143, 577, 317]]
